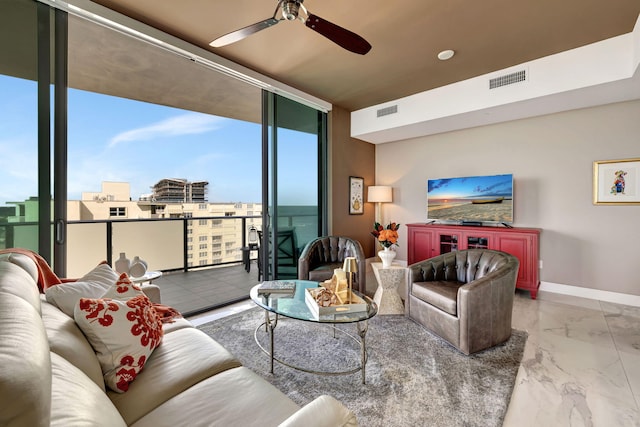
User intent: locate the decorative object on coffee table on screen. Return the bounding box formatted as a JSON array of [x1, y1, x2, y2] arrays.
[[257, 280, 296, 296], [342, 257, 358, 303]]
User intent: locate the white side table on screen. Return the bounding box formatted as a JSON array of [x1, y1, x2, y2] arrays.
[[371, 262, 406, 315], [130, 270, 162, 284]]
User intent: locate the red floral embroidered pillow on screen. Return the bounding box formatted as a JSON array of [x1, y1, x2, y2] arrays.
[[74, 274, 163, 393], [103, 273, 145, 300]]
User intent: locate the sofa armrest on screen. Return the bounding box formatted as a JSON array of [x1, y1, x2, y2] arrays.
[[140, 284, 161, 304], [278, 395, 357, 427]]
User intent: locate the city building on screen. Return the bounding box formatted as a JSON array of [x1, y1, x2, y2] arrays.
[[149, 178, 208, 203]]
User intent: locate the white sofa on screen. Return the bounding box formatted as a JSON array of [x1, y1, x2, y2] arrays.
[[0, 252, 357, 426]]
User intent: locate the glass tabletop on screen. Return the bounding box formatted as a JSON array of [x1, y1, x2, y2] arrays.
[[250, 280, 377, 323]]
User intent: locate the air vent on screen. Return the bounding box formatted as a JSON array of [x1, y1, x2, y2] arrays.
[[489, 69, 527, 89], [377, 105, 398, 117]]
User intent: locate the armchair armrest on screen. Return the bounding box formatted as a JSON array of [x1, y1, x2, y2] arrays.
[[278, 395, 357, 427], [140, 284, 161, 304], [457, 263, 518, 354]]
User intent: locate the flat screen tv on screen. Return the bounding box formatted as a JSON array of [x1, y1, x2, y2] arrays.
[[427, 173, 514, 224]]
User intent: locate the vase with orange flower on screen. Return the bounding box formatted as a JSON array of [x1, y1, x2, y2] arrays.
[[371, 222, 400, 268]]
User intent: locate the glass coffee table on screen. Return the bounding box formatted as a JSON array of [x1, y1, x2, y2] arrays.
[[249, 280, 378, 384]]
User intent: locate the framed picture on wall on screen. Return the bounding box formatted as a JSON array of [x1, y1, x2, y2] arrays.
[[349, 176, 364, 215], [593, 158, 640, 205]]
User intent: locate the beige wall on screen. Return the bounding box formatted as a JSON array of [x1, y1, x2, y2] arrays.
[[329, 106, 377, 257], [374, 99, 640, 296]]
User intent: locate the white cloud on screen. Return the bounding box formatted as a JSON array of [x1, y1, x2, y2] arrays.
[[108, 113, 225, 147]]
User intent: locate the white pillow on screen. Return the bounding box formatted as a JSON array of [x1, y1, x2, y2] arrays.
[[74, 274, 163, 393], [78, 262, 119, 286], [45, 263, 119, 317]]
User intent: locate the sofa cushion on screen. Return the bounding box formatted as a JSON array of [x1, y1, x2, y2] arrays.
[[0, 252, 39, 284], [0, 292, 51, 427], [45, 263, 119, 316], [411, 280, 464, 316], [130, 366, 300, 427], [162, 316, 193, 334], [41, 300, 105, 390], [109, 327, 242, 425], [278, 395, 358, 427], [0, 260, 42, 312], [74, 277, 164, 393], [50, 352, 126, 427]]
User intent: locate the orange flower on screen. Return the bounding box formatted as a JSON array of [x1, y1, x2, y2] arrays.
[[378, 229, 396, 244], [374, 222, 400, 248]]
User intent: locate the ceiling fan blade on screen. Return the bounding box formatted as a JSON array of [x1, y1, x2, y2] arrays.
[[305, 13, 371, 55], [210, 18, 280, 48]]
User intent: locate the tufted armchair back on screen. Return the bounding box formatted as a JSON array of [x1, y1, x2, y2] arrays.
[[298, 236, 367, 293], [410, 249, 511, 285]]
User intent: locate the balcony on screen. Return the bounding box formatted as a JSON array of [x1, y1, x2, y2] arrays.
[[1, 212, 317, 316], [152, 262, 260, 316]]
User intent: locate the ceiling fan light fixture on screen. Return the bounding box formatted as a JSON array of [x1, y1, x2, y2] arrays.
[[282, 1, 301, 20], [438, 49, 455, 61]]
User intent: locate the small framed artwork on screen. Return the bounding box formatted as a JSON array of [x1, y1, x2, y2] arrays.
[[593, 158, 640, 205], [349, 176, 364, 215]]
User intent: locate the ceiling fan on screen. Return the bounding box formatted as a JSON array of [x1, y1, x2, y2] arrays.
[[209, 0, 372, 55]]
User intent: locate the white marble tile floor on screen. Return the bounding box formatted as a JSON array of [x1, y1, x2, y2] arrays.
[[503, 290, 640, 427], [187, 288, 640, 426]]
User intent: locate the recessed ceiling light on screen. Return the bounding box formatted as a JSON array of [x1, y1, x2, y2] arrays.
[[437, 50, 455, 61]]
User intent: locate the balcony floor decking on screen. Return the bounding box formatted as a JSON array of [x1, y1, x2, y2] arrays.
[[153, 261, 261, 316]]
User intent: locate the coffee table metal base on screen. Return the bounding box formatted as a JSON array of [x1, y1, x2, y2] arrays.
[[254, 312, 370, 384]]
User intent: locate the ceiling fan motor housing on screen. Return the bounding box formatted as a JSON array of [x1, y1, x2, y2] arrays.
[[282, 0, 303, 20]]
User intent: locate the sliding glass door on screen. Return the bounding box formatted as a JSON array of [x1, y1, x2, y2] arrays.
[[1, 0, 328, 312], [262, 92, 327, 280], [0, 0, 65, 268]]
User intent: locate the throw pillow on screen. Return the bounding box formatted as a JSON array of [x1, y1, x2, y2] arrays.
[[103, 272, 144, 300], [45, 263, 120, 317], [74, 274, 163, 393], [78, 261, 119, 286]]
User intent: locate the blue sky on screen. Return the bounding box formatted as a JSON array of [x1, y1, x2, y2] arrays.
[[1, 75, 318, 206]]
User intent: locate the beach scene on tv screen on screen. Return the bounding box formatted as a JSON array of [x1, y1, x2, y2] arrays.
[[427, 174, 513, 222]]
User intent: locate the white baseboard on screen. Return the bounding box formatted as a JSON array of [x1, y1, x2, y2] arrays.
[[540, 281, 640, 308]]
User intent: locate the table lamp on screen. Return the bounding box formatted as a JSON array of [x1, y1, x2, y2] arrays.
[[368, 186, 392, 223], [342, 257, 358, 303]]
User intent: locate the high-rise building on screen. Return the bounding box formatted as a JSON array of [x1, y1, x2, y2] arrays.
[[151, 178, 208, 203]]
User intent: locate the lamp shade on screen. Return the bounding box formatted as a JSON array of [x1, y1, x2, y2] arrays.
[[368, 186, 392, 203], [248, 226, 258, 243], [342, 257, 358, 273]]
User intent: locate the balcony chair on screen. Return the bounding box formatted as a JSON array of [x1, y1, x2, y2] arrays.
[[256, 228, 299, 280], [406, 249, 519, 355], [298, 236, 366, 294]]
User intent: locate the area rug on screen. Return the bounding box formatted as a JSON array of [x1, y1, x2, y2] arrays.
[[197, 308, 527, 427]]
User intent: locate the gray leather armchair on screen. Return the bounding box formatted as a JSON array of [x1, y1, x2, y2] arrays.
[[406, 249, 519, 355], [298, 236, 367, 294]]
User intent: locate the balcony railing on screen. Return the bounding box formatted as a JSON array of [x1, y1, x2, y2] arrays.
[[1, 211, 318, 278], [1, 211, 319, 315]]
